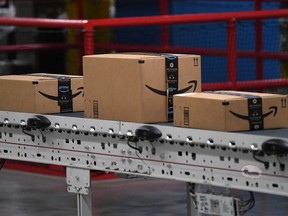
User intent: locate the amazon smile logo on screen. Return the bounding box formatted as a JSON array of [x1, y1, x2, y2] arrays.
[[145, 80, 197, 96], [59, 85, 69, 93], [38, 87, 84, 101], [229, 106, 277, 120]]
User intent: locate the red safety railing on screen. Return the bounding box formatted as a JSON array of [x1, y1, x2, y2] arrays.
[[0, 9, 288, 91], [0, 17, 87, 74], [85, 9, 288, 91], [0, 18, 87, 51]]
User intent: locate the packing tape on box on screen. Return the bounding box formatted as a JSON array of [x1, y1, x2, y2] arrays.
[[164, 55, 179, 122], [28, 74, 74, 113], [207, 91, 266, 130]]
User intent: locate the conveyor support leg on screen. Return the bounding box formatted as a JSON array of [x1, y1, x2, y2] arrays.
[[66, 167, 92, 216]]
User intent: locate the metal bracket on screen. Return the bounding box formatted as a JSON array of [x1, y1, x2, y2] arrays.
[[66, 167, 90, 195], [66, 167, 92, 216]]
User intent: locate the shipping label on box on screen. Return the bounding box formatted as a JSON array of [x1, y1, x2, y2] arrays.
[[174, 91, 288, 131], [83, 53, 201, 123]]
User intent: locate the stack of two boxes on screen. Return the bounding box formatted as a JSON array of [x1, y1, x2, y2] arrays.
[[83, 53, 288, 132]]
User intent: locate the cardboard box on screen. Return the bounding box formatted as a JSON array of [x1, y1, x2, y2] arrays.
[[0, 73, 84, 114], [174, 91, 288, 131], [83, 53, 201, 123]]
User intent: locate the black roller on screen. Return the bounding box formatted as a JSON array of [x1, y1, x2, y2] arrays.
[[27, 115, 51, 130], [135, 126, 162, 142], [262, 139, 288, 156]]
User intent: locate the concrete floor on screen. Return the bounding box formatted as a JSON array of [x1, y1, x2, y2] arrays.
[[0, 169, 288, 216]]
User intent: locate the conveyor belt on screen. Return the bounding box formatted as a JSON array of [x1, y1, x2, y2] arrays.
[[57, 111, 288, 139], [0, 111, 288, 198], [1, 110, 288, 216]]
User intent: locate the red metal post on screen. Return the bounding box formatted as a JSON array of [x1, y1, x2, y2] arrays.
[[227, 18, 237, 90], [160, 0, 169, 47], [76, 0, 84, 74], [160, 0, 169, 17], [77, 0, 84, 19], [255, 0, 263, 80], [84, 23, 95, 55]]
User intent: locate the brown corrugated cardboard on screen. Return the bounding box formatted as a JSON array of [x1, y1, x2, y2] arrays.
[[174, 91, 288, 131], [0, 73, 84, 114], [83, 53, 201, 123]]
